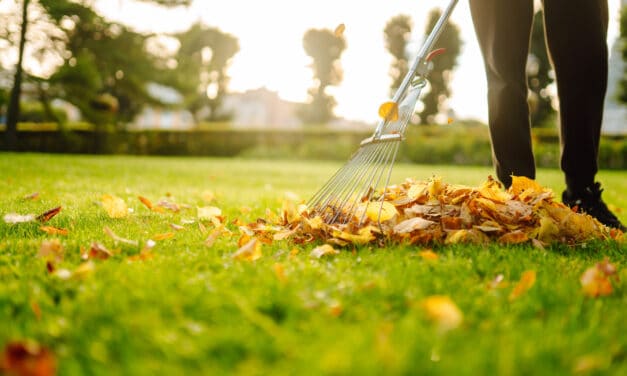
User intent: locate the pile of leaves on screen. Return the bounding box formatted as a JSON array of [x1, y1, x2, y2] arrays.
[[249, 176, 621, 247]]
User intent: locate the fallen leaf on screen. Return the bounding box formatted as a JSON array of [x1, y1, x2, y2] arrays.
[[37, 206, 62, 223], [38, 239, 64, 263], [273, 263, 287, 283], [394, 217, 435, 234], [204, 225, 225, 247], [197, 206, 222, 221], [498, 230, 529, 245], [378, 101, 399, 122], [1, 341, 56, 376], [23, 192, 39, 201], [334, 23, 345, 37], [72, 261, 96, 279], [85, 242, 113, 260], [39, 226, 68, 236], [103, 226, 139, 246], [201, 190, 215, 203], [232, 238, 262, 261], [580, 259, 618, 298], [3, 213, 36, 224], [170, 223, 184, 231], [422, 295, 463, 332], [153, 232, 175, 241], [101, 195, 128, 218], [418, 249, 438, 260], [310, 244, 340, 259], [509, 270, 536, 300], [138, 195, 154, 210]]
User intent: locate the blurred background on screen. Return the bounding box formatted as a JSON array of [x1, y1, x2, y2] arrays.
[[0, 0, 625, 167]]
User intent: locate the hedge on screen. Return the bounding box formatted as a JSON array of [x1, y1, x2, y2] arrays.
[[1, 124, 625, 169]]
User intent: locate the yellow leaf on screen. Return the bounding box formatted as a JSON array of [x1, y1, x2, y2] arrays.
[[201, 190, 215, 203], [198, 206, 222, 221], [204, 225, 225, 247], [273, 263, 287, 283], [333, 226, 376, 245], [310, 244, 340, 259], [509, 270, 536, 300], [378, 101, 399, 122], [422, 295, 463, 332], [102, 194, 128, 218], [232, 238, 262, 261], [498, 230, 529, 245], [509, 176, 544, 196], [361, 201, 398, 222], [418, 249, 438, 260], [334, 23, 345, 37]]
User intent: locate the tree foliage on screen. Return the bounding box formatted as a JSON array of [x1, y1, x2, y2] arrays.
[[167, 22, 239, 122], [300, 28, 346, 125], [384, 14, 412, 96], [419, 8, 461, 125], [527, 10, 555, 127]]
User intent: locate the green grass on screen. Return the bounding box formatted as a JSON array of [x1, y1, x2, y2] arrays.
[[0, 153, 626, 375]]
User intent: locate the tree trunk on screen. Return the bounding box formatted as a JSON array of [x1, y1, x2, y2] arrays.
[[5, 0, 30, 151]]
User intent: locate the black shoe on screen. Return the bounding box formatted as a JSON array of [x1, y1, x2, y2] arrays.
[[562, 182, 626, 231]]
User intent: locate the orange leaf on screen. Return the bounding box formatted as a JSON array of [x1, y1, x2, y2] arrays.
[[498, 230, 529, 245], [138, 195, 153, 210], [39, 226, 68, 236], [232, 238, 262, 261], [418, 249, 438, 260], [38, 239, 64, 263], [378, 101, 399, 122], [23, 192, 39, 201], [334, 23, 345, 37], [1, 341, 56, 376], [86, 242, 113, 260], [153, 232, 175, 241], [509, 270, 536, 300], [37, 206, 62, 223], [580, 259, 617, 298], [310, 244, 339, 259], [273, 263, 288, 283]]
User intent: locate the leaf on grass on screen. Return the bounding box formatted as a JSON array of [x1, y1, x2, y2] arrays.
[[273, 263, 288, 283], [580, 258, 618, 298], [204, 225, 225, 247], [38, 239, 64, 263], [153, 232, 175, 241], [157, 200, 180, 212], [138, 195, 154, 210], [422, 295, 463, 332], [37, 206, 62, 223], [232, 238, 262, 261], [23, 192, 39, 201], [102, 195, 128, 218], [310, 244, 340, 259], [53, 261, 95, 280], [418, 249, 438, 260], [39, 226, 68, 236], [103, 226, 139, 246], [1, 341, 56, 376], [84, 242, 113, 260], [378, 101, 399, 122], [198, 206, 222, 222], [334, 23, 345, 37], [509, 270, 536, 300], [170, 223, 185, 231], [3, 213, 36, 224]]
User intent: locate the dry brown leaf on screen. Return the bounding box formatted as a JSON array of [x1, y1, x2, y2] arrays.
[[509, 270, 536, 300], [1, 341, 56, 376], [85, 242, 113, 260], [37, 206, 62, 223], [38, 239, 64, 263], [39, 226, 68, 236], [102, 195, 128, 218], [204, 225, 225, 247]]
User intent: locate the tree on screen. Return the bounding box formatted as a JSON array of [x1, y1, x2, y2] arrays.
[[527, 10, 555, 127], [419, 8, 461, 125], [168, 23, 239, 122], [384, 15, 412, 96], [300, 28, 346, 124], [4, 0, 30, 150]]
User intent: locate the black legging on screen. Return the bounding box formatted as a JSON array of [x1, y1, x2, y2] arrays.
[[469, 0, 608, 190]]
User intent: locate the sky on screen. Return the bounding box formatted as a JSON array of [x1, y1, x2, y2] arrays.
[[95, 0, 622, 124]]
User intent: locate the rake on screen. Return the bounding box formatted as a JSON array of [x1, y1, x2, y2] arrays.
[[307, 0, 459, 226]]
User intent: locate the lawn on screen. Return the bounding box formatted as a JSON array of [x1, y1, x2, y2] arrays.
[[0, 153, 625, 375]]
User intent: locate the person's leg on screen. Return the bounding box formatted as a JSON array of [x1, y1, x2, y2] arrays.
[[542, 0, 608, 191], [543, 0, 624, 230], [469, 0, 535, 188]]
